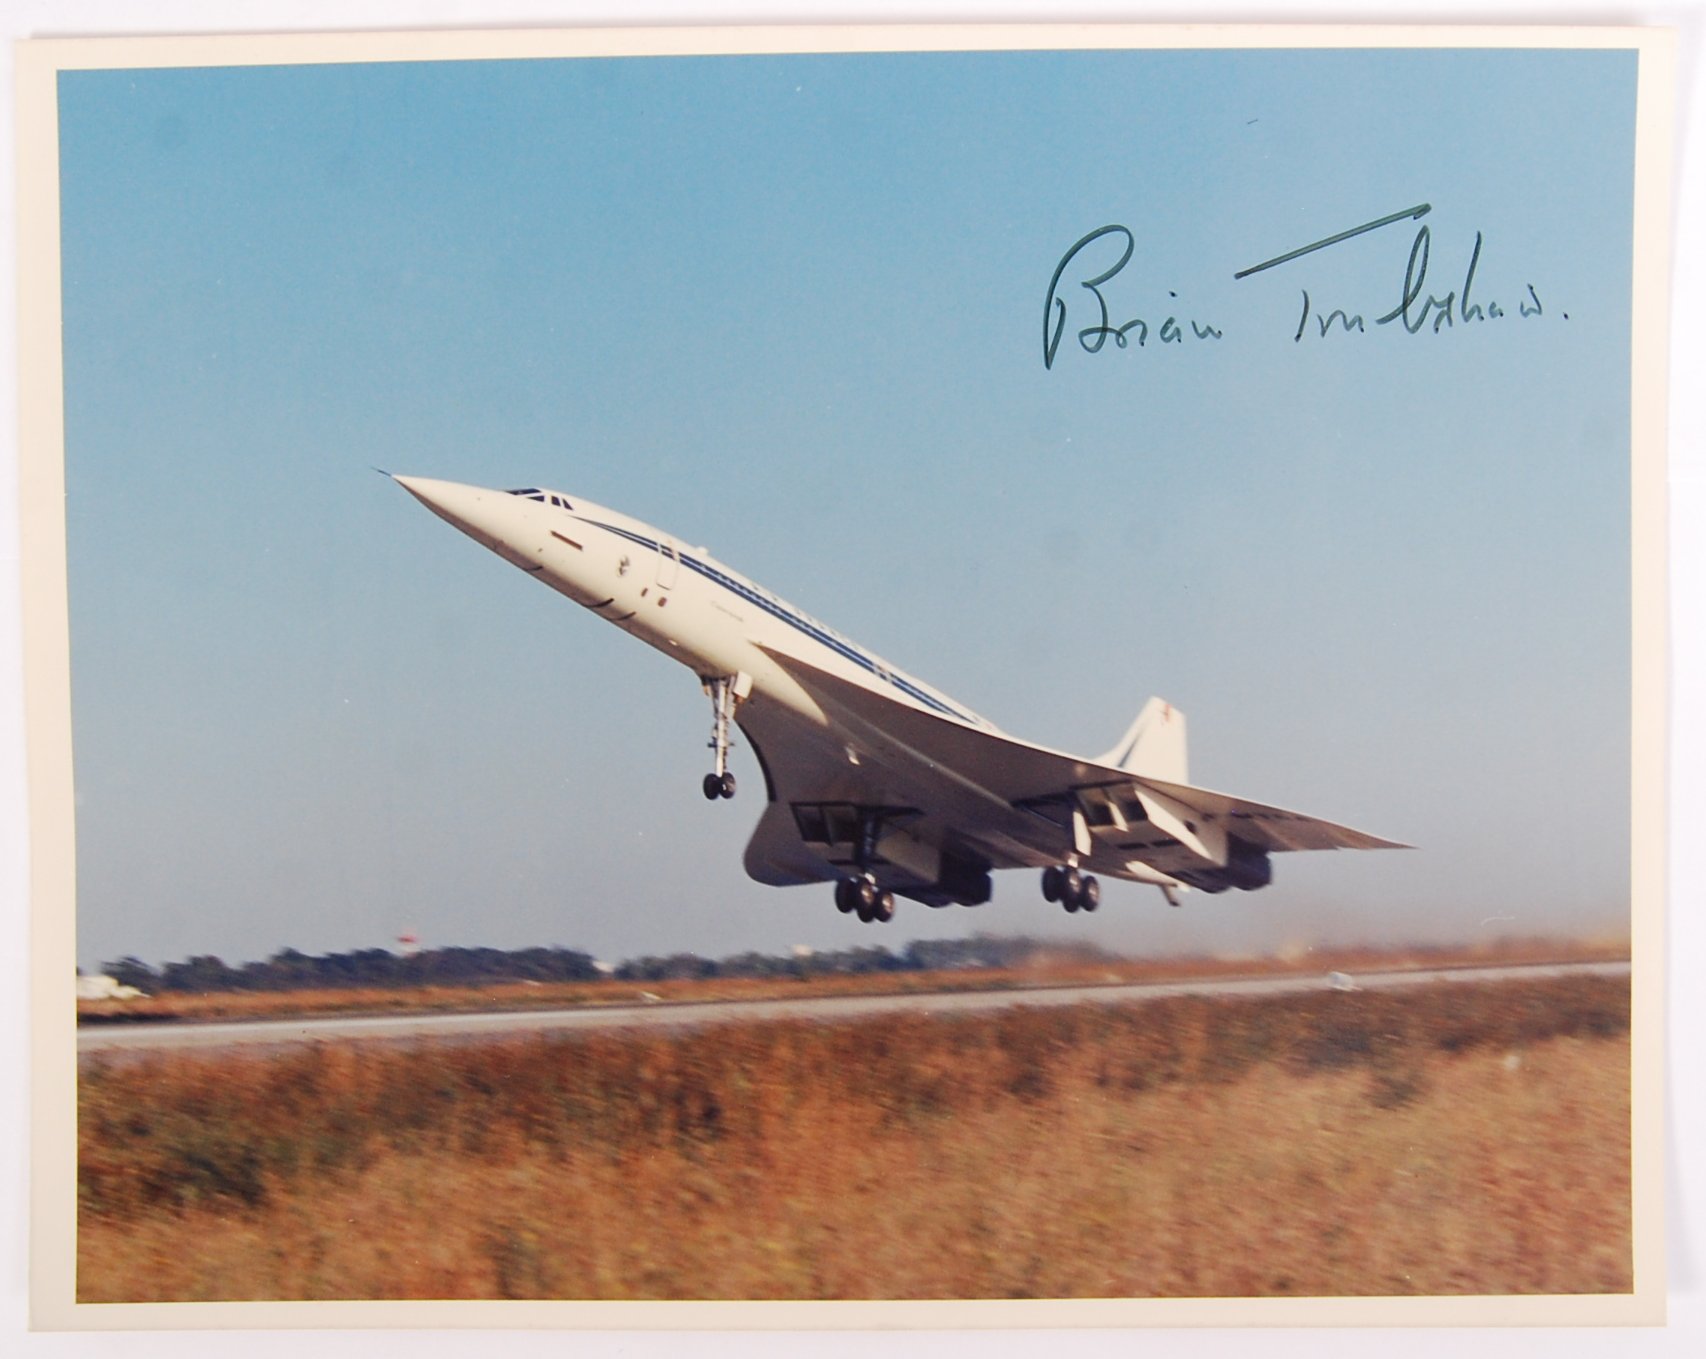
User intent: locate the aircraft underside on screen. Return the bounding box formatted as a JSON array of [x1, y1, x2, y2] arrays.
[[716, 671, 1285, 925]]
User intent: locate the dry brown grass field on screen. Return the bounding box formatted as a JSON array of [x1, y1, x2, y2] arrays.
[[76, 935, 1628, 1026], [77, 975, 1631, 1302]]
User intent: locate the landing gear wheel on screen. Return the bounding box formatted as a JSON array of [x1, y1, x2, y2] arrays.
[[873, 890, 895, 923], [702, 773, 723, 801], [834, 879, 857, 914], [1058, 868, 1098, 914], [1041, 866, 1062, 902], [718, 771, 736, 799]]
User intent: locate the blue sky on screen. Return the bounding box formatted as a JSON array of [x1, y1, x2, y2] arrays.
[[57, 44, 1638, 970]]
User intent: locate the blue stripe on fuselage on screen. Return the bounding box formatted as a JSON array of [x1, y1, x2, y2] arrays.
[[579, 518, 981, 726]]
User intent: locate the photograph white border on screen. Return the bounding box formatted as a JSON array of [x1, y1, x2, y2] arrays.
[[11, 9, 1681, 1339]]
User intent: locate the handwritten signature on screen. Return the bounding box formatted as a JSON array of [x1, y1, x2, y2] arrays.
[[1043, 204, 1558, 370]]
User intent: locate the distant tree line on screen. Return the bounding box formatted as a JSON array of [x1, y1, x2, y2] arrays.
[[99, 935, 1115, 996]]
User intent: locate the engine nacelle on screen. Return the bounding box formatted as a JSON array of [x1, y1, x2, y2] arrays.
[[898, 848, 992, 908], [1176, 838, 1270, 894], [1224, 838, 1272, 891], [937, 849, 993, 906]]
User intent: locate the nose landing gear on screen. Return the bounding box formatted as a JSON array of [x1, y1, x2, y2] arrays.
[[699, 673, 749, 800]]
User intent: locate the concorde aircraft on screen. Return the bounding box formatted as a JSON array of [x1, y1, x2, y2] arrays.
[[392, 476, 1403, 924]]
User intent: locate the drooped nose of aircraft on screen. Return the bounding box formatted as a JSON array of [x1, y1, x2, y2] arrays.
[[391, 474, 543, 572]]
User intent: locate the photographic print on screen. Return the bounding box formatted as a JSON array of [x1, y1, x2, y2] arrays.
[[19, 22, 1669, 1326]]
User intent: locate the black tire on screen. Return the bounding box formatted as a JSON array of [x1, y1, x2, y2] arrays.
[[834, 879, 856, 913], [874, 890, 895, 923], [1041, 866, 1062, 902], [719, 771, 737, 799], [1061, 866, 1082, 900], [1080, 875, 1101, 912], [702, 773, 722, 801], [855, 877, 878, 913]]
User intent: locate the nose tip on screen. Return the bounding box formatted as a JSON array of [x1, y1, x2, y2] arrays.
[[391, 475, 536, 569], [391, 474, 482, 522], [390, 473, 434, 502]]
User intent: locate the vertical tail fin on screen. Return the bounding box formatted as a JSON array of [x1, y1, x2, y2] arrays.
[[1096, 698, 1188, 783]]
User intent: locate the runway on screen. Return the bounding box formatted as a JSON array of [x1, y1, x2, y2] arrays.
[[75, 959, 1630, 1062]]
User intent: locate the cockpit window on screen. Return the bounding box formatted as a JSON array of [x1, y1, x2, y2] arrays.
[[506, 487, 572, 508]]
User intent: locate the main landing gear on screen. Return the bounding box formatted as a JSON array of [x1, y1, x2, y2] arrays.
[[834, 873, 896, 924], [1042, 864, 1100, 913], [700, 674, 741, 800], [831, 809, 895, 924]]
